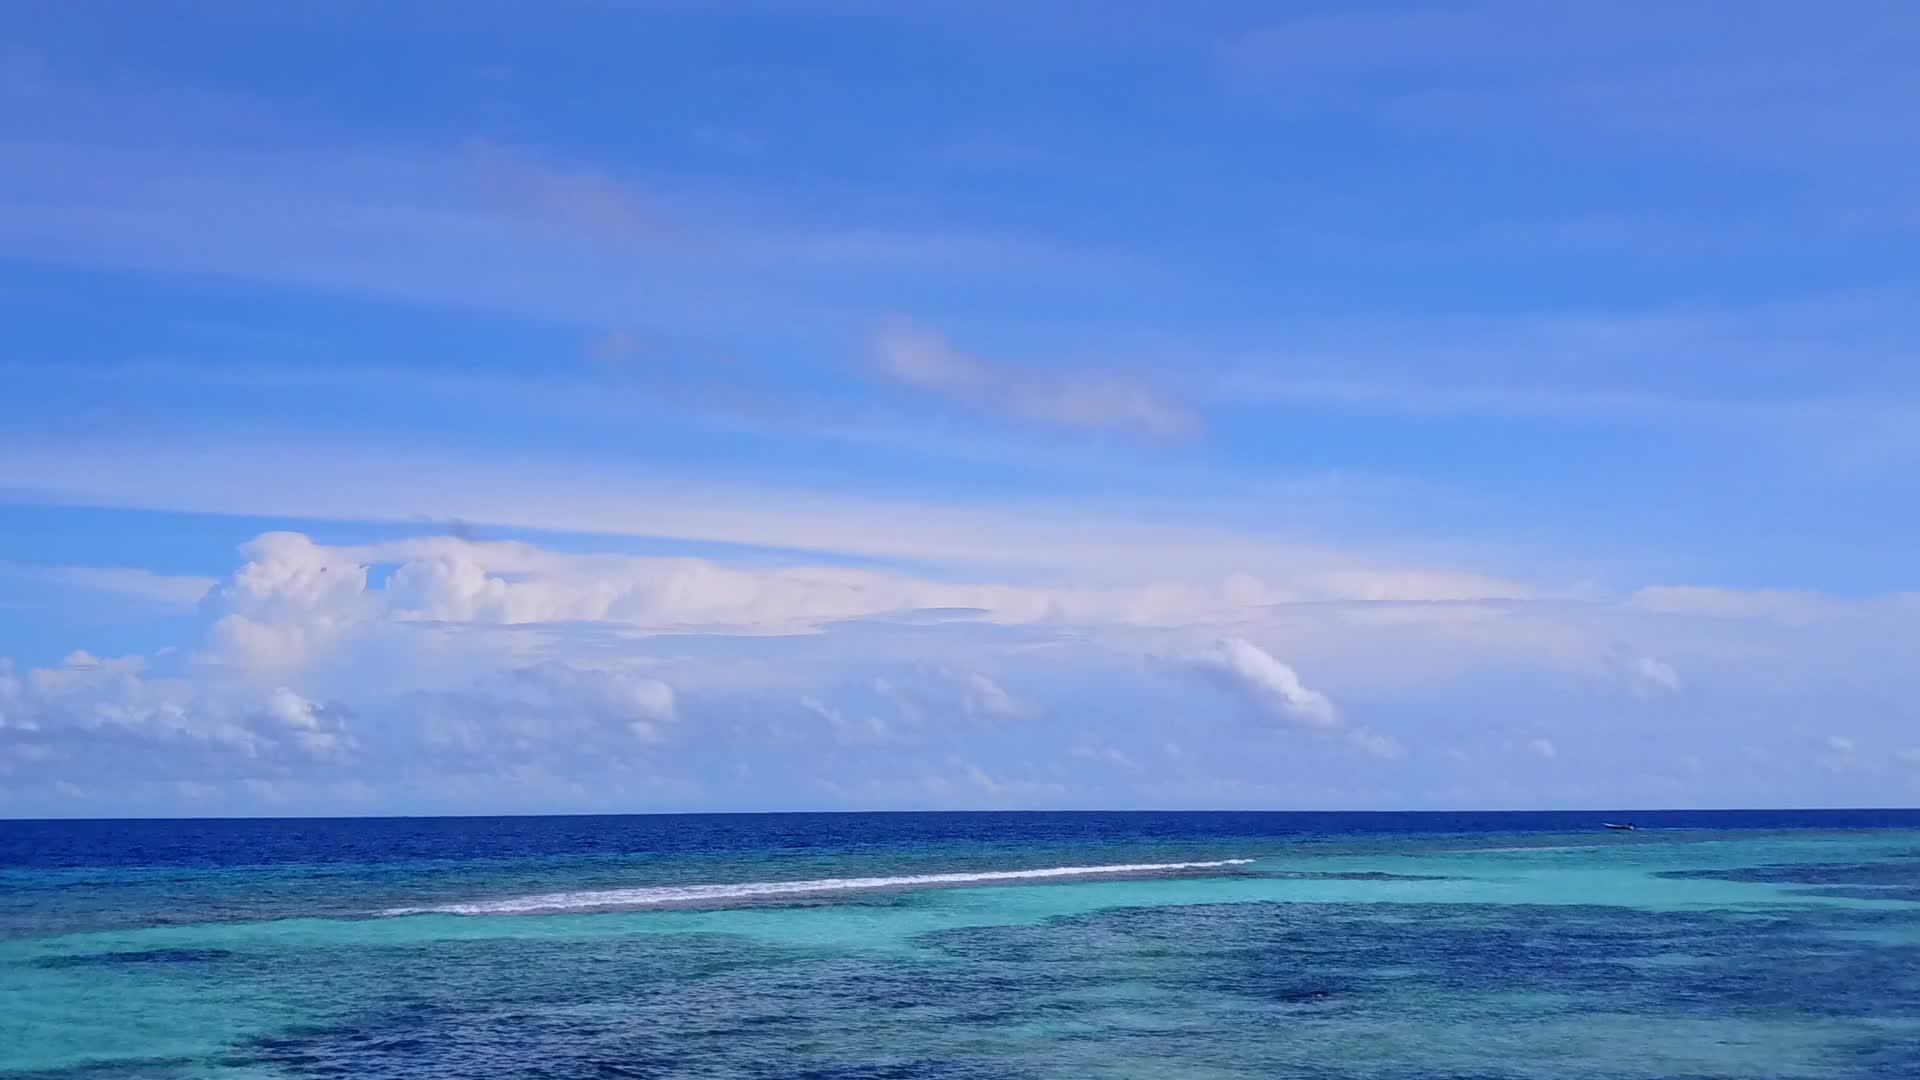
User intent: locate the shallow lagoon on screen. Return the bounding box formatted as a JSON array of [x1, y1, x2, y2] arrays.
[[4, 810, 1917, 1078]]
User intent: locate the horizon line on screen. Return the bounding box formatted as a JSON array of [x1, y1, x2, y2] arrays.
[[5, 805, 1916, 825]]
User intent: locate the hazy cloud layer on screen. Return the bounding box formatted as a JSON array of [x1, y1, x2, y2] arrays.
[[4, 528, 1915, 814]]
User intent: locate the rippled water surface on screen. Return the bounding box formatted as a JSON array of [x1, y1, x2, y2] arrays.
[[4, 810, 1918, 1078]]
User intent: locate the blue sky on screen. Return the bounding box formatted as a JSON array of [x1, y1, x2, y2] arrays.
[[2, 1, 1918, 816]]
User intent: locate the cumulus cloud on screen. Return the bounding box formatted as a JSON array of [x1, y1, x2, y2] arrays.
[[423, 662, 678, 748], [1598, 642, 1682, 697], [16, 523, 1920, 813], [801, 696, 903, 748], [866, 667, 1033, 729], [0, 660, 28, 733], [1070, 737, 1139, 770], [115, 531, 1777, 747], [0, 651, 355, 766], [222, 533, 1288, 654], [1627, 654, 1681, 696], [958, 671, 1031, 720], [178, 532, 1562, 704], [1816, 734, 1862, 775], [1177, 638, 1406, 760], [204, 532, 374, 676], [1347, 730, 1407, 760], [1185, 637, 1340, 728], [260, 688, 356, 760], [874, 321, 1197, 438]]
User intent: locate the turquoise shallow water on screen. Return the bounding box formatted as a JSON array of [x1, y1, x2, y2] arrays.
[[3, 810, 1918, 1078]]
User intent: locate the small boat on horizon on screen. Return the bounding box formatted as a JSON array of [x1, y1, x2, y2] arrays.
[[1602, 822, 1637, 831]]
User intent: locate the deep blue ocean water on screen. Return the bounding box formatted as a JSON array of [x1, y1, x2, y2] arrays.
[[4, 809, 1919, 1078]]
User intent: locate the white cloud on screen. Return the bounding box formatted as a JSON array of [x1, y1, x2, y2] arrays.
[[18, 565, 217, 612], [1631, 585, 1839, 624], [0, 651, 353, 763], [862, 668, 1032, 733], [13, 525, 1920, 811], [0, 431, 1548, 585], [1348, 730, 1408, 760], [174, 780, 218, 802], [1208, 302, 1920, 437], [204, 532, 374, 677], [0, 659, 29, 732], [958, 671, 1030, 720], [1626, 654, 1681, 696], [260, 687, 355, 760], [416, 662, 678, 754], [0, 138, 1090, 335], [168, 532, 1558, 701], [874, 321, 1197, 438], [800, 696, 901, 748], [1304, 569, 1534, 603], [501, 663, 677, 741], [870, 676, 924, 726], [1184, 637, 1339, 729], [28, 650, 149, 694], [1177, 639, 1415, 760], [961, 762, 1000, 795], [1070, 737, 1139, 770], [1818, 734, 1861, 775], [1225, 4, 1920, 179]]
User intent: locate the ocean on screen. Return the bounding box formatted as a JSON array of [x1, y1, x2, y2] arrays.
[[3, 809, 1918, 1079]]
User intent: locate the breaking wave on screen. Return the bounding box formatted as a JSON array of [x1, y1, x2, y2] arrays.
[[380, 858, 1256, 916]]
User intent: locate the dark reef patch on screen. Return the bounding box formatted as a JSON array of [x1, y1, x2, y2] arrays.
[[0, 1057, 200, 1080], [1655, 859, 1920, 887], [1262, 871, 1460, 881], [218, 899, 1920, 1080], [31, 948, 234, 969]]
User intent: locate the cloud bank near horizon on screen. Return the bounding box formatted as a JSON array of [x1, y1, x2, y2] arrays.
[[3, 520, 1914, 816]]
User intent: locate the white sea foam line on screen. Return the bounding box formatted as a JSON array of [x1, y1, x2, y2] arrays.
[[381, 858, 1257, 917]]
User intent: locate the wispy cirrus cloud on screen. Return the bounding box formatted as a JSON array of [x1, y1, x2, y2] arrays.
[[0, 137, 1115, 328], [0, 431, 1435, 578], [4, 563, 216, 613], [873, 321, 1198, 439], [1629, 585, 1920, 625], [1209, 302, 1920, 423], [1223, 2, 1920, 173]]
